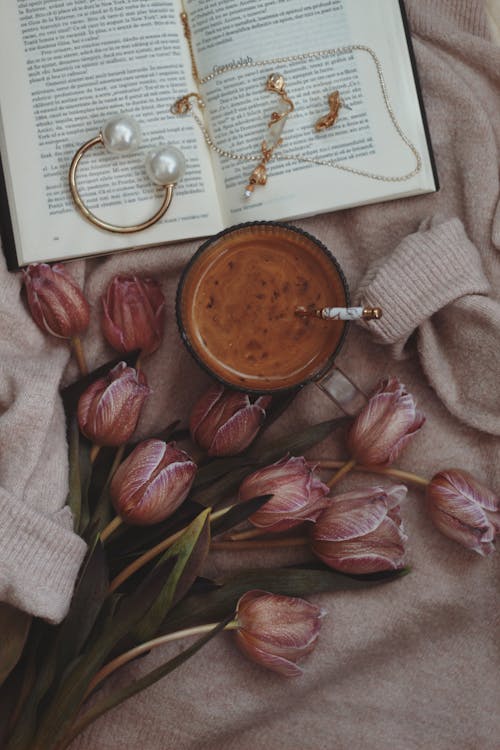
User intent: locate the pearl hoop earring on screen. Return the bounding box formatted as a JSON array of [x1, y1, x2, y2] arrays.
[[69, 114, 186, 234]]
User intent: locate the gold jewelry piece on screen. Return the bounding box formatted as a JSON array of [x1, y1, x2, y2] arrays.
[[172, 32, 422, 184], [69, 114, 186, 234], [244, 73, 295, 199], [315, 90, 342, 132]]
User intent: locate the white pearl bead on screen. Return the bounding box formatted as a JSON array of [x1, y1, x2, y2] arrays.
[[101, 115, 141, 154], [145, 145, 186, 185]]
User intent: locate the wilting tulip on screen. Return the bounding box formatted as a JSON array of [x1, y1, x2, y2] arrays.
[[23, 263, 90, 339], [347, 377, 425, 467], [234, 590, 325, 677], [77, 362, 151, 446], [102, 275, 165, 355], [427, 469, 500, 556], [239, 456, 330, 532], [190, 383, 271, 457], [110, 439, 197, 525], [312, 484, 408, 574]]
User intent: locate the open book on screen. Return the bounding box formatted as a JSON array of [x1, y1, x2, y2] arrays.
[[0, 0, 438, 269]]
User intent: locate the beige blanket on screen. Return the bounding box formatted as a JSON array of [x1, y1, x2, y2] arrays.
[[0, 1, 499, 748]]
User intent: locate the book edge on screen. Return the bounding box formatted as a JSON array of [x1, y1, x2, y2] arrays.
[[0, 151, 20, 271], [398, 0, 440, 192]]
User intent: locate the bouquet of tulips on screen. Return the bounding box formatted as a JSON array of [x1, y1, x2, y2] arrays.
[[0, 263, 498, 750]]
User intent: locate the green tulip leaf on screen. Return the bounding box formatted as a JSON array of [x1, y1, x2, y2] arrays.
[[134, 508, 211, 643], [251, 416, 350, 464], [57, 618, 230, 750], [161, 564, 410, 634], [192, 455, 258, 490], [0, 604, 30, 688], [106, 500, 207, 566], [54, 535, 109, 678], [210, 494, 273, 537], [31, 555, 177, 750], [67, 416, 82, 531]]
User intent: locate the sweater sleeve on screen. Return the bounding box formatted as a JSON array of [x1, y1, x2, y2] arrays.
[[0, 254, 86, 624], [355, 217, 500, 436]]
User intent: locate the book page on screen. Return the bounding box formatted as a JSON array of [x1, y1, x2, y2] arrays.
[[182, 0, 436, 223], [0, 0, 224, 265]]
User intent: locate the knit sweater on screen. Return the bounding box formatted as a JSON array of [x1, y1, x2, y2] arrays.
[[0, 1, 499, 748]]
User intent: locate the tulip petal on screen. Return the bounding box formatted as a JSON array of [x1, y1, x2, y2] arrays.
[[102, 276, 165, 354], [438, 470, 500, 514], [427, 505, 496, 556], [132, 459, 196, 524], [313, 494, 389, 542], [347, 377, 424, 466], [312, 513, 407, 573], [209, 404, 266, 456], [189, 384, 225, 446], [92, 373, 150, 444], [111, 440, 167, 510], [237, 590, 323, 648], [235, 633, 304, 677]]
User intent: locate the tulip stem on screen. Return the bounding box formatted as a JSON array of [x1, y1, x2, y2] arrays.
[[211, 537, 309, 551], [315, 460, 430, 488], [327, 458, 356, 488], [71, 335, 88, 376], [108, 505, 234, 593], [83, 620, 239, 701], [89, 444, 101, 464], [100, 515, 123, 543], [225, 527, 272, 542]]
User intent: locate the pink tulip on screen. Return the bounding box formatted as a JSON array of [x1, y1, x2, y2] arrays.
[[347, 377, 425, 467], [311, 484, 408, 574], [190, 383, 271, 456], [23, 263, 90, 339], [102, 275, 165, 355], [110, 439, 197, 525], [239, 456, 330, 532], [234, 590, 325, 677], [77, 362, 151, 446], [427, 469, 500, 556]]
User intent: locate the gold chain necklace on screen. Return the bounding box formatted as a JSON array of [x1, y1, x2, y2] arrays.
[[174, 13, 422, 184]]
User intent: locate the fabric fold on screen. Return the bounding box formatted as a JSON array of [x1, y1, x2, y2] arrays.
[[0, 488, 86, 623], [356, 217, 491, 356], [355, 217, 500, 435]]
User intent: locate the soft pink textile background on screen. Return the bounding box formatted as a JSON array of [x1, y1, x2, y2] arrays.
[[0, 1, 498, 749]]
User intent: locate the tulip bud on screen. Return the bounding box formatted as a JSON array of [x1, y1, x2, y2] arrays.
[[23, 263, 90, 339], [102, 275, 165, 355], [190, 383, 271, 457], [110, 439, 197, 525], [311, 484, 408, 574], [77, 362, 151, 446], [239, 456, 330, 532], [426, 469, 500, 556], [347, 377, 425, 467], [234, 590, 325, 677]]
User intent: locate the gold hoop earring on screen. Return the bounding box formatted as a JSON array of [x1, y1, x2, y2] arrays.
[[69, 114, 186, 234], [244, 73, 294, 199]]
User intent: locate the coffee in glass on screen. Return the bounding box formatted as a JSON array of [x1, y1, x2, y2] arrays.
[[176, 222, 349, 393]]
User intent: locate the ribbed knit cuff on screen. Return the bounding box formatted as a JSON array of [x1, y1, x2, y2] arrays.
[[355, 218, 490, 355], [406, 0, 490, 39], [0, 489, 87, 624]]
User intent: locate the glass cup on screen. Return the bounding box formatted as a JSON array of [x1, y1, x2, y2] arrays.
[[176, 222, 368, 415]]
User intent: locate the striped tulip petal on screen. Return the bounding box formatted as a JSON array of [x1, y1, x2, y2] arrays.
[[111, 439, 197, 526], [234, 590, 324, 677]]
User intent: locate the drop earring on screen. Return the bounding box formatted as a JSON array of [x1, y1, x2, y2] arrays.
[[244, 73, 294, 199], [314, 90, 344, 132], [69, 114, 186, 233]]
